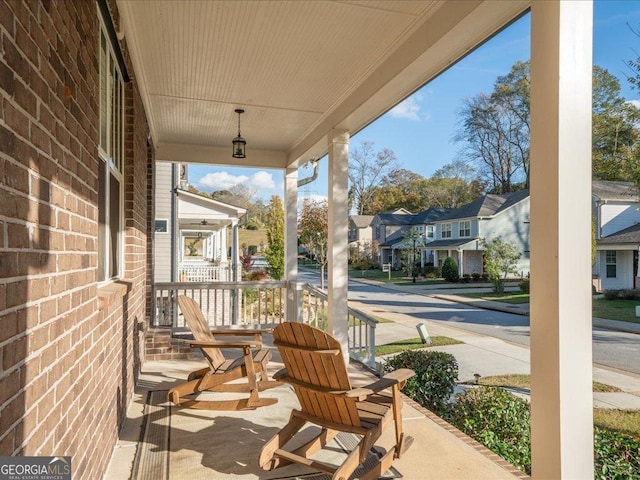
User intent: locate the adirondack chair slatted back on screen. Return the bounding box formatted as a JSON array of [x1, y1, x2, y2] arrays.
[[178, 295, 226, 369], [273, 322, 362, 427]]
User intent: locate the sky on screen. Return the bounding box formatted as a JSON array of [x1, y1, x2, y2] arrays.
[[188, 1, 640, 203]]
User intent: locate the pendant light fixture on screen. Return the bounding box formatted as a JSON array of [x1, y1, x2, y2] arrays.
[[232, 109, 246, 158]]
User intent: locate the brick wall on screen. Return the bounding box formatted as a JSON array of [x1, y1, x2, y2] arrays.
[[0, 1, 149, 478]]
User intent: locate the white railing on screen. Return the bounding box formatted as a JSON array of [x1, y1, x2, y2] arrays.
[[154, 281, 286, 328], [152, 280, 378, 371], [178, 263, 231, 282], [301, 283, 378, 370]]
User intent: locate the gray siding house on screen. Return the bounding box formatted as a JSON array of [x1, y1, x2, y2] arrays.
[[371, 207, 450, 269], [430, 190, 531, 277]]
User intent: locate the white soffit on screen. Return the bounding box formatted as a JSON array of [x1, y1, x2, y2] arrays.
[[117, 0, 528, 168]]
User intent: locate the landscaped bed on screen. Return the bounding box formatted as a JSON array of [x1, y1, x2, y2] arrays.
[[384, 350, 640, 479]]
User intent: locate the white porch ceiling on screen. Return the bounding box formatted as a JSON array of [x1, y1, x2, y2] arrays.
[[117, 0, 529, 169]]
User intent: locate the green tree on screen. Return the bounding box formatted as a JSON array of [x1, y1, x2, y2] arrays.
[[456, 61, 640, 192], [592, 66, 640, 183], [442, 257, 459, 283], [482, 237, 521, 294], [264, 195, 284, 280], [298, 199, 329, 288], [363, 163, 484, 214]]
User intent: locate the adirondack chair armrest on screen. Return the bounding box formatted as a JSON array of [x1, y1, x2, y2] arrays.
[[189, 340, 260, 349], [209, 328, 270, 337], [346, 368, 415, 401]]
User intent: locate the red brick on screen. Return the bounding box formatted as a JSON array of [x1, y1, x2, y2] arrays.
[[6, 222, 29, 249]]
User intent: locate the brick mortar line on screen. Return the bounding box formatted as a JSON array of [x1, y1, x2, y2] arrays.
[[0, 269, 99, 286]]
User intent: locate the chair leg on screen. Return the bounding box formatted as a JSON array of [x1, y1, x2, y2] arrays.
[[332, 439, 363, 480], [259, 413, 306, 470]]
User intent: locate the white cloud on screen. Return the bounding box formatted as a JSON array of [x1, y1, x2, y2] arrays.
[[197, 171, 248, 190], [388, 96, 422, 121], [197, 170, 277, 193], [627, 99, 640, 109], [249, 171, 276, 189]]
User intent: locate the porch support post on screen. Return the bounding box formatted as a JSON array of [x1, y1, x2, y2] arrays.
[[231, 219, 240, 324], [327, 129, 350, 362], [284, 167, 299, 321], [530, 2, 593, 478]]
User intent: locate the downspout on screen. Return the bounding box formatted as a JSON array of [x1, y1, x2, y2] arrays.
[[297, 159, 319, 187], [170, 165, 179, 282]]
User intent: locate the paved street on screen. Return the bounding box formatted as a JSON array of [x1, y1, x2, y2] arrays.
[[298, 269, 640, 375]]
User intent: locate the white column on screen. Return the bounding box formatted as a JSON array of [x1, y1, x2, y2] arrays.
[[231, 220, 240, 324], [284, 167, 300, 321], [327, 130, 350, 362], [530, 2, 593, 479]]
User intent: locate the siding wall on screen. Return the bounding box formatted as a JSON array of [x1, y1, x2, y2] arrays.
[[482, 198, 531, 275], [0, 2, 150, 479], [599, 250, 635, 290], [154, 161, 173, 282], [600, 202, 640, 237]]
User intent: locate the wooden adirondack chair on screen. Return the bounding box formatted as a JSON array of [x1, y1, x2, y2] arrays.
[[167, 295, 280, 410], [259, 322, 415, 480]]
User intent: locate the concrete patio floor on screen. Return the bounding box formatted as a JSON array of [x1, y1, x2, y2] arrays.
[[105, 348, 525, 480]]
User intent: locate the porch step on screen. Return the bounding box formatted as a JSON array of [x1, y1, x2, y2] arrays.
[[145, 327, 196, 361]]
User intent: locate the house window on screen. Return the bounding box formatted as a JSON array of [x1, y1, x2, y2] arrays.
[[154, 219, 168, 233], [97, 16, 125, 282], [459, 221, 471, 237], [442, 223, 452, 238], [606, 251, 617, 278], [426, 225, 434, 239]]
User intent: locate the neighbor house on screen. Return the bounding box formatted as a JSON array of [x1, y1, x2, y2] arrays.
[[372, 207, 449, 269], [429, 190, 531, 277], [154, 162, 247, 283], [347, 214, 374, 250], [592, 180, 640, 291]]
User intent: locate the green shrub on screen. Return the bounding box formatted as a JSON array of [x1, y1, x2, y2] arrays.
[[594, 426, 640, 480], [619, 289, 640, 300], [442, 257, 459, 283], [471, 272, 481, 281], [383, 350, 458, 415], [519, 278, 530, 293], [447, 387, 532, 474], [462, 274, 471, 283], [245, 269, 268, 281], [604, 289, 621, 300], [446, 387, 640, 479]]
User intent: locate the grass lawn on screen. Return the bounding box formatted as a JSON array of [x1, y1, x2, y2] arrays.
[[593, 298, 640, 324], [368, 314, 394, 324], [238, 228, 267, 250], [593, 409, 640, 438], [375, 336, 463, 356], [461, 292, 530, 304], [348, 268, 406, 282], [476, 374, 621, 393]]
